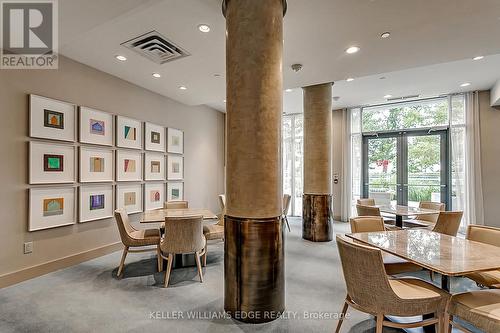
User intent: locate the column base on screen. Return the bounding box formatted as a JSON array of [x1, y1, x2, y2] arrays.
[[302, 194, 333, 242], [224, 215, 285, 323]]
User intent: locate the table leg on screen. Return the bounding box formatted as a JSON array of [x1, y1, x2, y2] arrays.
[[396, 215, 403, 228]]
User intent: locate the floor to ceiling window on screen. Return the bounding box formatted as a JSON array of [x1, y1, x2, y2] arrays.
[[283, 114, 303, 216]]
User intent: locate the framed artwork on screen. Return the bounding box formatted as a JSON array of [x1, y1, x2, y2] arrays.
[[79, 185, 114, 223], [30, 95, 76, 142], [116, 150, 143, 181], [144, 152, 165, 181], [116, 116, 142, 149], [29, 141, 76, 184], [167, 128, 184, 154], [79, 146, 114, 182], [144, 183, 165, 211], [79, 107, 113, 146], [167, 155, 184, 180], [145, 122, 166, 152], [29, 187, 76, 231], [116, 183, 143, 214], [167, 182, 184, 201]]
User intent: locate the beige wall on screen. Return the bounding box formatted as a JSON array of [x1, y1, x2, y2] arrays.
[[0, 56, 225, 278], [478, 90, 500, 228]]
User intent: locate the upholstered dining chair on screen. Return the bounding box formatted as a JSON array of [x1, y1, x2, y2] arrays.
[[431, 211, 463, 236], [164, 200, 189, 209], [335, 235, 450, 333], [357, 198, 375, 206], [349, 217, 421, 275], [203, 194, 225, 251], [160, 215, 206, 287], [464, 225, 500, 289], [283, 194, 291, 232], [356, 204, 381, 217], [406, 201, 446, 227], [446, 289, 500, 333], [114, 209, 161, 278]]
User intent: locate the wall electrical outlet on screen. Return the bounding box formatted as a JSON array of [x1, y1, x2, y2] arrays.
[[24, 242, 33, 254]]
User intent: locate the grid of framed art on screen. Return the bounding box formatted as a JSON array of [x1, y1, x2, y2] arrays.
[[28, 94, 185, 232]]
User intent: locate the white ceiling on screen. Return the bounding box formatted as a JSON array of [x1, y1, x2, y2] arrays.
[[59, 0, 500, 112]]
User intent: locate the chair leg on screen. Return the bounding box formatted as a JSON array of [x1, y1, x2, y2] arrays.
[[435, 313, 443, 333], [202, 245, 207, 267], [164, 254, 173, 288], [117, 247, 128, 278], [375, 314, 384, 333], [446, 315, 453, 333], [195, 251, 204, 283], [284, 216, 291, 232], [156, 245, 162, 272], [334, 299, 349, 333]]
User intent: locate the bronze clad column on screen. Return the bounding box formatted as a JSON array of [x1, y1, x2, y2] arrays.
[[222, 0, 286, 323], [302, 83, 334, 242]]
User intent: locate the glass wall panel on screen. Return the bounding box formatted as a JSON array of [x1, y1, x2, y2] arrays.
[[282, 114, 304, 216]]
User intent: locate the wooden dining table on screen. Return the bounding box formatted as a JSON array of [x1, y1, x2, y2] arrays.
[[376, 204, 441, 228], [139, 208, 218, 223]]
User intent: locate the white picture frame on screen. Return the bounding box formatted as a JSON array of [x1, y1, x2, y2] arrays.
[[144, 182, 165, 211], [29, 141, 76, 184], [29, 187, 76, 231], [167, 182, 184, 201], [144, 122, 166, 152], [30, 95, 76, 142], [167, 155, 184, 180], [144, 152, 165, 181], [116, 150, 143, 181], [116, 116, 142, 149], [167, 128, 184, 154], [79, 107, 113, 146], [79, 146, 114, 183], [79, 185, 114, 223], [116, 183, 143, 214]]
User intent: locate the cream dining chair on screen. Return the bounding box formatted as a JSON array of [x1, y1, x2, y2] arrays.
[[431, 211, 463, 236], [114, 209, 161, 278], [357, 198, 375, 206], [203, 194, 225, 254], [407, 201, 445, 227], [335, 235, 450, 333], [283, 194, 291, 232], [160, 215, 206, 287], [164, 200, 189, 209]]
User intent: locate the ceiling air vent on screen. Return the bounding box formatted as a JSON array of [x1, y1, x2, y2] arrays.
[[121, 31, 190, 64], [386, 94, 420, 101]]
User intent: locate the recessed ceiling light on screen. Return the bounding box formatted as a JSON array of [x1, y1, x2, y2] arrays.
[[473, 56, 484, 61], [285, 89, 293, 92], [380, 32, 391, 39], [179, 85, 187, 90], [345, 46, 360, 54], [115, 55, 127, 61], [152, 73, 161, 78], [198, 24, 210, 33], [346, 78, 354, 82], [384, 94, 392, 99], [460, 82, 471, 87]]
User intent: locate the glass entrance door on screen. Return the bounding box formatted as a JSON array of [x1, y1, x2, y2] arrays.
[[363, 130, 449, 207]]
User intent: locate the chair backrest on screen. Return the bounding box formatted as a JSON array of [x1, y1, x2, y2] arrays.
[[161, 215, 205, 254], [418, 201, 446, 223], [350, 216, 385, 233], [432, 211, 463, 236], [336, 235, 394, 314], [283, 194, 291, 216], [466, 225, 500, 247], [164, 200, 189, 209], [114, 209, 136, 246], [357, 198, 375, 206], [356, 204, 381, 217], [217, 194, 226, 227]]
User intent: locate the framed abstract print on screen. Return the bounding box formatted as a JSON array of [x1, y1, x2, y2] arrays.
[[144, 122, 166, 152], [144, 182, 165, 211], [116, 150, 142, 181], [79, 146, 114, 183], [167, 128, 184, 154], [30, 95, 76, 142], [29, 141, 76, 184], [167, 182, 184, 201], [116, 116, 142, 149], [116, 183, 143, 214], [79, 107, 113, 146], [167, 155, 184, 180], [79, 185, 114, 222], [29, 187, 76, 231], [144, 152, 165, 181]]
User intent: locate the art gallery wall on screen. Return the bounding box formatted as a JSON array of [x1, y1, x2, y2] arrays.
[[0, 56, 225, 280]]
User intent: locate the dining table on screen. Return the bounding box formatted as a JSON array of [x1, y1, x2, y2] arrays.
[[346, 229, 500, 333], [139, 208, 218, 223], [376, 204, 441, 228]]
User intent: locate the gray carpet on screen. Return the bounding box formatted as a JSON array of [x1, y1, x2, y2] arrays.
[[0, 218, 482, 333]]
